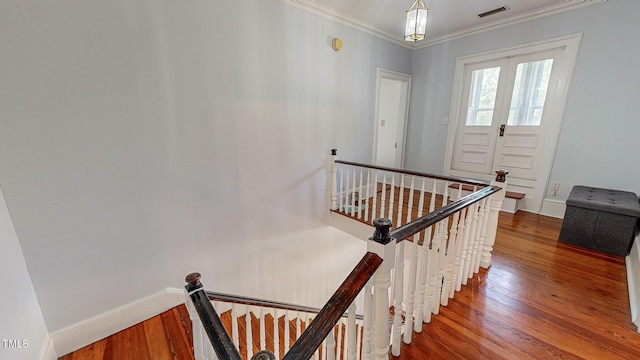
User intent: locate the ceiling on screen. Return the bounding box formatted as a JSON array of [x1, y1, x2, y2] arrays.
[[280, 0, 605, 47]]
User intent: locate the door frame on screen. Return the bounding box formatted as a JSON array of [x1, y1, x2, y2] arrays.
[[443, 33, 583, 213], [372, 68, 412, 169]]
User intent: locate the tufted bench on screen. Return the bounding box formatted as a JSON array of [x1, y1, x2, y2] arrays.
[[559, 186, 640, 257]]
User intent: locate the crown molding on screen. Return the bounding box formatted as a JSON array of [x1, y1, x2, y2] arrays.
[[279, 0, 607, 50], [278, 0, 414, 49], [415, 0, 608, 48]]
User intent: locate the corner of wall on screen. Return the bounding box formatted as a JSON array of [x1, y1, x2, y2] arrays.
[[51, 288, 185, 357]]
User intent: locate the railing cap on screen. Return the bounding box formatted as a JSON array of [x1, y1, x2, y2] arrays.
[[185, 272, 203, 292], [370, 218, 395, 245]]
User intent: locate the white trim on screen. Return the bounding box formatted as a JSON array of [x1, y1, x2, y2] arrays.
[[540, 199, 566, 219], [38, 335, 57, 360], [277, 0, 413, 49], [329, 211, 373, 241], [279, 0, 606, 49], [443, 33, 583, 214], [372, 68, 412, 169], [51, 288, 185, 357], [626, 234, 640, 332], [416, 0, 606, 48]]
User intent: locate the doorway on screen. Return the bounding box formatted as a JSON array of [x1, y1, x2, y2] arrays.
[[373, 69, 411, 169], [444, 34, 582, 213]]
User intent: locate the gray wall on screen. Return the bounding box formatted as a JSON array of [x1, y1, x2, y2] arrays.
[[0, 0, 411, 332], [406, 0, 640, 201], [0, 187, 52, 359]]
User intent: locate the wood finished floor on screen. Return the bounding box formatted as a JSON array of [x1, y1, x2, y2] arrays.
[[60, 211, 640, 359]]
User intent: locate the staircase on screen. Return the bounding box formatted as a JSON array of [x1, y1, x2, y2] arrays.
[[184, 150, 507, 360]]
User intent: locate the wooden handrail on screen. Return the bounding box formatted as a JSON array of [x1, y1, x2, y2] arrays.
[[335, 159, 490, 187], [205, 290, 364, 320], [369, 185, 502, 244], [282, 251, 382, 360], [185, 273, 243, 360], [392, 185, 501, 242]]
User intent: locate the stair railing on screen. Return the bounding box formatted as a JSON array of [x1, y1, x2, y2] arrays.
[[331, 149, 506, 358], [185, 150, 505, 359], [185, 251, 382, 360]]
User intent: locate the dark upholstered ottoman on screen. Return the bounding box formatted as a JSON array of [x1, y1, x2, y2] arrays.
[[559, 186, 640, 257]]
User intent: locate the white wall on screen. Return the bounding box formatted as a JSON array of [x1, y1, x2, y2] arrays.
[[0, 187, 55, 360], [406, 0, 640, 202], [0, 0, 411, 336]]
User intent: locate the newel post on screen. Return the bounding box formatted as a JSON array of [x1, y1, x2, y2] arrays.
[[331, 149, 338, 211], [367, 218, 396, 360], [480, 170, 507, 269]]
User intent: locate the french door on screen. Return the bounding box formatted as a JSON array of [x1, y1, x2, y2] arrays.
[[446, 35, 581, 212]]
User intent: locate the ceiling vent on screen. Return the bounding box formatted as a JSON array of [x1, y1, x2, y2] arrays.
[[478, 5, 510, 18]]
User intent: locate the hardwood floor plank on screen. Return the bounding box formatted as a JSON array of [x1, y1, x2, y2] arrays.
[[143, 315, 173, 359], [61, 211, 640, 360]]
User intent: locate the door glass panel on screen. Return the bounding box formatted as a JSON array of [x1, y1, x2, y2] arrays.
[[507, 58, 554, 126], [466, 67, 501, 126]]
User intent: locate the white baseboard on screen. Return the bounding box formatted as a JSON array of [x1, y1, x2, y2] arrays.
[[540, 199, 566, 219], [51, 288, 185, 357], [38, 335, 57, 360], [626, 234, 640, 332]]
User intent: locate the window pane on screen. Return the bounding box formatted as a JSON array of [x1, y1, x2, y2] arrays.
[[507, 58, 554, 126], [466, 67, 500, 126]]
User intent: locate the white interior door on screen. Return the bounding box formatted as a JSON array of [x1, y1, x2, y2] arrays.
[[446, 35, 582, 212], [373, 69, 411, 169], [451, 59, 509, 174]]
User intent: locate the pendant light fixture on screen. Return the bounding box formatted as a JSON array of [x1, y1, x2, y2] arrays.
[[405, 0, 428, 42]]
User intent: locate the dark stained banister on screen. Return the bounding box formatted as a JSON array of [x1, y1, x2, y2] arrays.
[[185, 251, 382, 360], [335, 159, 491, 187], [390, 185, 502, 242], [185, 273, 244, 360]]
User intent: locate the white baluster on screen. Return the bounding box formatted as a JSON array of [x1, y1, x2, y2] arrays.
[[364, 169, 371, 222], [387, 175, 396, 222], [433, 184, 450, 315], [362, 281, 373, 360], [331, 150, 338, 210], [474, 198, 490, 274], [442, 209, 463, 305], [391, 240, 405, 356], [463, 200, 480, 284], [326, 327, 336, 360], [420, 180, 441, 328], [380, 175, 387, 221], [339, 165, 345, 213], [414, 179, 432, 329], [481, 182, 506, 268], [453, 208, 470, 295], [350, 168, 357, 217], [231, 304, 239, 349], [296, 311, 301, 341], [246, 306, 253, 359], [396, 174, 405, 227], [358, 168, 364, 219], [370, 170, 377, 222], [347, 303, 357, 360], [402, 177, 423, 344], [356, 322, 362, 360], [284, 310, 291, 353], [273, 309, 279, 359], [259, 307, 266, 352], [368, 236, 395, 360]]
